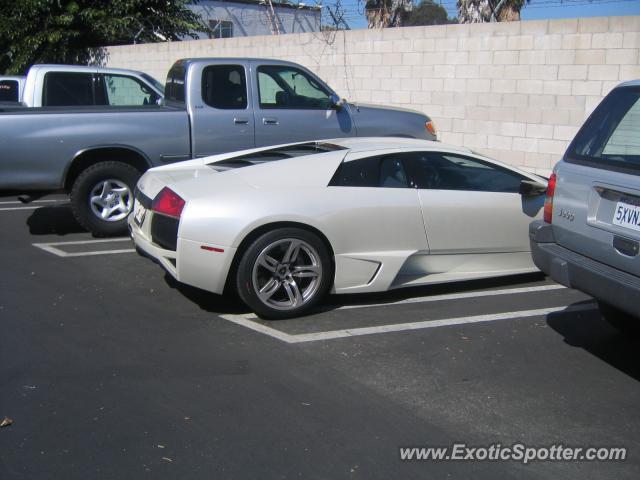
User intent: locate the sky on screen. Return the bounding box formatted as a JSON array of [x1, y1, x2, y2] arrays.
[[332, 0, 640, 30]]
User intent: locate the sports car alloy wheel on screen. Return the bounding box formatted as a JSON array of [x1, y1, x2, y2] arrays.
[[89, 179, 133, 222], [251, 238, 323, 311]]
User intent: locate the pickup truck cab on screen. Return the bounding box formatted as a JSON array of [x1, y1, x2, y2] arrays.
[[0, 76, 25, 103], [0, 57, 436, 236], [530, 81, 640, 333], [21, 64, 164, 107]]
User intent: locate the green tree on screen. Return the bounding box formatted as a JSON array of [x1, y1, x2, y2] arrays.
[[0, 0, 208, 74], [405, 0, 455, 26], [457, 0, 528, 23]]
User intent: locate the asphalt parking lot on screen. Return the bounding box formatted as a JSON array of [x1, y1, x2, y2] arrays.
[[1, 193, 639, 479]]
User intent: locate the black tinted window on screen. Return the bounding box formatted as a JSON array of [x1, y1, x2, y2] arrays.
[[330, 155, 409, 188], [0, 80, 19, 102], [43, 72, 94, 106], [567, 86, 640, 174], [404, 152, 523, 193], [165, 63, 186, 104], [202, 65, 247, 109]]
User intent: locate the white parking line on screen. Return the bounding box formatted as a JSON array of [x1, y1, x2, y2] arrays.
[[336, 284, 566, 311], [219, 303, 596, 344], [0, 199, 67, 211], [33, 238, 135, 257], [0, 206, 46, 211], [0, 199, 65, 205], [221, 284, 566, 321]]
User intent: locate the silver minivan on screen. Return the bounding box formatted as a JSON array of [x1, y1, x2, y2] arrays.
[[530, 80, 640, 333]]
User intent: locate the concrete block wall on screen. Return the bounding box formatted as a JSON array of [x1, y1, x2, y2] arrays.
[[105, 16, 640, 175]]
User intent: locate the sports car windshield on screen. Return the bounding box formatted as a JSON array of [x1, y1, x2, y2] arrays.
[[566, 86, 640, 174], [208, 142, 346, 171]]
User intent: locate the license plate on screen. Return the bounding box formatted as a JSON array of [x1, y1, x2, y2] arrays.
[[134, 203, 147, 227], [612, 197, 640, 233]]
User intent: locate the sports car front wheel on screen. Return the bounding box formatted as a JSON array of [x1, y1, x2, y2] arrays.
[[236, 228, 333, 319]]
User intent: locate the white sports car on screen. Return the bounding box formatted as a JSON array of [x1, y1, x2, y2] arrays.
[[129, 137, 547, 318]]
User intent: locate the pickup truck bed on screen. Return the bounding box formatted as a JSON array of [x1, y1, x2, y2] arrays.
[[0, 105, 189, 191]]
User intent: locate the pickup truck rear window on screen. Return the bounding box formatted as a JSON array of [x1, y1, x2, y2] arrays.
[[165, 63, 186, 104], [43, 72, 94, 106], [202, 65, 247, 109], [566, 86, 640, 175], [0, 80, 19, 102]]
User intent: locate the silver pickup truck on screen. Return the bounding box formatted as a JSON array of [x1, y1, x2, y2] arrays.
[[0, 57, 436, 236]]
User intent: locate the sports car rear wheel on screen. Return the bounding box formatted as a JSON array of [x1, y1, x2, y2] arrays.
[[236, 228, 332, 319]]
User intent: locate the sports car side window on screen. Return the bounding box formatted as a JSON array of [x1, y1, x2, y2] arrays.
[[404, 152, 524, 193], [329, 155, 409, 188]]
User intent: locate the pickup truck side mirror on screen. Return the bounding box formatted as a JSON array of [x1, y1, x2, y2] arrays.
[[519, 179, 547, 196]]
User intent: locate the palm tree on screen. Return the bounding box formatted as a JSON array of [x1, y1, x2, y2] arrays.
[[457, 0, 528, 23], [364, 0, 414, 28]]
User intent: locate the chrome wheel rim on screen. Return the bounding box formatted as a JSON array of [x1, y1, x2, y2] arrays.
[[89, 179, 133, 222], [252, 238, 322, 311]]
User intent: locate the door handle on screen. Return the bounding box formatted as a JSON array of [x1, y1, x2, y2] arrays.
[[234, 117, 249, 125], [262, 117, 279, 125]]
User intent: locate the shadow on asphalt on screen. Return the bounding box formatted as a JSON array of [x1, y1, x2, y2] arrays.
[[163, 273, 250, 315], [26, 204, 86, 236], [164, 271, 548, 318], [547, 302, 640, 382]]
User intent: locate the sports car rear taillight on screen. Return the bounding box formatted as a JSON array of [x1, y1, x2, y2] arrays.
[[543, 173, 556, 223], [152, 187, 185, 219]]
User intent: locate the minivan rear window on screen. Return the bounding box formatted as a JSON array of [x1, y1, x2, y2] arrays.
[[567, 86, 640, 174]]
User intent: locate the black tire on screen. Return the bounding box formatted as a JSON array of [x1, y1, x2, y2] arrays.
[[236, 228, 333, 320], [70, 161, 142, 237], [598, 301, 639, 336]]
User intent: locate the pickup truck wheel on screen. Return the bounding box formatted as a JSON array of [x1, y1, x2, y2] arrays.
[[598, 302, 639, 336], [70, 161, 142, 237], [236, 228, 333, 320]]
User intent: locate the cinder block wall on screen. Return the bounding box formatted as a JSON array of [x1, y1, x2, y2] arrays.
[[106, 16, 640, 175]]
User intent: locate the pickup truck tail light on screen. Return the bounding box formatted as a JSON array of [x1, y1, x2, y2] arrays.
[[543, 173, 556, 223], [152, 187, 185, 219]]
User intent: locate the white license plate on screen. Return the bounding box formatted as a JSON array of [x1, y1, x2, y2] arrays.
[[613, 198, 640, 232], [134, 203, 147, 226]]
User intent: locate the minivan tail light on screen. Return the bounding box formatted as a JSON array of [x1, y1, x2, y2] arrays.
[[152, 187, 185, 219], [543, 173, 556, 223]]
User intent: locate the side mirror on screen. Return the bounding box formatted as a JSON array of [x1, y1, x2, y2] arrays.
[[519, 179, 547, 196], [330, 94, 346, 110]]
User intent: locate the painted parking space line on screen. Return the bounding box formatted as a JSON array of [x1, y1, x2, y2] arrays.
[[220, 284, 567, 322], [0, 199, 68, 211], [0, 206, 48, 211], [33, 238, 135, 257], [0, 199, 65, 205], [336, 284, 566, 311], [219, 303, 597, 344]]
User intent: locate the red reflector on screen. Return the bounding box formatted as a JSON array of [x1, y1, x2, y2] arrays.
[[152, 187, 185, 219], [543, 173, 556, 223], [201, 245, 224, 253]]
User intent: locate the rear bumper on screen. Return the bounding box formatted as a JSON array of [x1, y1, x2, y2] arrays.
[[129, 214, 236, 295], [529, 220, 640, 318]]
